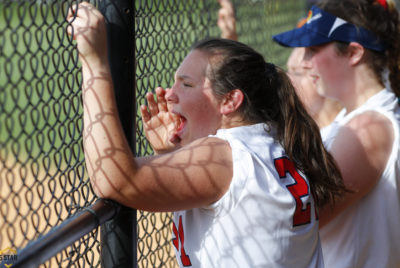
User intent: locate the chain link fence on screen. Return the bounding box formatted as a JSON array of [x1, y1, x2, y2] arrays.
[[0, 0, 102, 267], [0, 0, 306, 267]]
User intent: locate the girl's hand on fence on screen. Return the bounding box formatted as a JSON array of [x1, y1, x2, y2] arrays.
[[141, 87, 182, 154], [67, 2, 108, 65], [218, 0, 238, 41]]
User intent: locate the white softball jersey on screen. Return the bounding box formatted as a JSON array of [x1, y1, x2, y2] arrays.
[[172, 123, 324, 268], [320, 88, 400, 268]]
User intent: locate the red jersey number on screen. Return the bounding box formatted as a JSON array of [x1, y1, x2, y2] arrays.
[[172, 215, 192, 267], [274, 157, 311, 227]]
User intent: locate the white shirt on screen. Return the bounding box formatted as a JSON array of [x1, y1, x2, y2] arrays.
[[172, 123, 324, 268], [320, 88, 400, 268]]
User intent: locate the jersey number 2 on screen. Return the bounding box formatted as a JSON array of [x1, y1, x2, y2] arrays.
[[274, 157, 312, 227], [172, 215, 192, 267]]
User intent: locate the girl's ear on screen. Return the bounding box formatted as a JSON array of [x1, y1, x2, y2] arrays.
[[348, 42, 365, 65], [220, 89, 244, 115]]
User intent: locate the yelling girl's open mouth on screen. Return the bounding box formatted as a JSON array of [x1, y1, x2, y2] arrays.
[[169, 113, 186, 144], [175, 114, 187, 137]]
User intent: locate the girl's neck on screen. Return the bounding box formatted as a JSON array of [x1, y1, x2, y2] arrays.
[[344, 84, 384, 113], [342, 66, 384, 113]]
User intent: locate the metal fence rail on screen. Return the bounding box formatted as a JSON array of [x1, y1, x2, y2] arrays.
[[99, 0, 136, 267], [8, 199, 119, 267]]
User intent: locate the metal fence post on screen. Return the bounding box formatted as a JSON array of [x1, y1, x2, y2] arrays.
[[98, 1, 136, 267]]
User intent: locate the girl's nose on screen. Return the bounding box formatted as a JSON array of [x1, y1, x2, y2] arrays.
[[165, 87, 178, 103]]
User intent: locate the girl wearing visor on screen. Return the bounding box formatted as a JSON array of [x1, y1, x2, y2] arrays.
[[273, 0, 400, 267]]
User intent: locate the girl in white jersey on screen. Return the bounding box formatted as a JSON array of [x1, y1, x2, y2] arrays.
[[67, 2, 346, 267], [273, 0, 400, 267]]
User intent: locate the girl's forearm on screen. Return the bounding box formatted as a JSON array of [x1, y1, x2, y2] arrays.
[[81, 60, 137, 200]]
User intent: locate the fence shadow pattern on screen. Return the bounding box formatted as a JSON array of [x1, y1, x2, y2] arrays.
[[0, 0, 305, 267]]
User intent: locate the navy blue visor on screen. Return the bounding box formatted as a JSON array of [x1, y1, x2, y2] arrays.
[[273, 6, 385, 52]]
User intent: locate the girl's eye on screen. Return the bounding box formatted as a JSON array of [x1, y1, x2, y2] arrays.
[[308, 47, 317, 52], [308, 44, 326, 53], [183, 83, 193, 87]]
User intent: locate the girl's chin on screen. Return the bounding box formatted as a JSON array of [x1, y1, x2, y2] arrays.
[[178, 133, 196, 146]]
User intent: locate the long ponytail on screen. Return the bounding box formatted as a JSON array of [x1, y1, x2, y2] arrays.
[[192, 37, 346, 207], [272, 67, 346, 207]]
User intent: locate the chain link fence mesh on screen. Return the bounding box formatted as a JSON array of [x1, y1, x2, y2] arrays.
[[0, 0, 306, 267], [0, 0, 101, 267]]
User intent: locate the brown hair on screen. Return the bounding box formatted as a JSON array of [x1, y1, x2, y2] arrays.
[[192, 37, 346, 207]]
